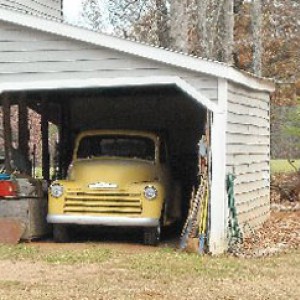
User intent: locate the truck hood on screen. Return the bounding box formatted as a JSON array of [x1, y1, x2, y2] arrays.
[[69, 158, 157, 188]]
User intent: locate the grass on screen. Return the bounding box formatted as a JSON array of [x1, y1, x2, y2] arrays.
[[0, 244, 39, 260], [0, 244, 299, 299], [0, 243, 299, 280], [0, 244, 112, 265], [43, 248, 112, 265], [271, 159, 300, 174]]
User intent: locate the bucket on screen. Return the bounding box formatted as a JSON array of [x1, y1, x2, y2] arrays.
[[0, 181, 18, 198]]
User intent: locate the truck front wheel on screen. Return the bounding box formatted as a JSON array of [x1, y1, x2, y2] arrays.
[[53, 224, 70, 243], [143, 224, 161, 246]]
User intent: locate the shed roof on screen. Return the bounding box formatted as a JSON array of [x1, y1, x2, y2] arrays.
[[0, 6, 274, 93]]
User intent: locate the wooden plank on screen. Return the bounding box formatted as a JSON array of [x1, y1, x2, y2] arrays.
[[237, 203, 270, 221], [228, 82, 270, 102], [235, 187, 270, 204], [195, 88, 218, 101], [227, 153, 269, 167], [13, 0, 61, 13], [182, 76, 218, 88], [238, 207, 270, 228], [0, 59, 165, 74], [227, 123, 270, 135], [227, 112, 269, 128], [226, 143, 270, 155], [227, 101, 269, 119], [0, 49, 126, 63], [228, 90, 269, 110], [0, 0, 61, 19], [227, 132, 269, 145], [233, 170, 269, 185], [236, 195, 270, 215], [226, 161, 269, 175], [234, 179, 269, 195], [0, 64, 209, 80], [0, 29, 61, 42], [0, 40, 98, 52]]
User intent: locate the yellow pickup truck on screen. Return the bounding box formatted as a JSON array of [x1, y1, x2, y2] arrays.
[[47, 130, 181, 245]]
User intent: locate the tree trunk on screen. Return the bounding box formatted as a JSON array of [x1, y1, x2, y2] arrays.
[[155, 0, 169, 48], [197, 0, 209, 57], [170, 0, 188, 52], [224, 0, 234, 64], [252, 0, 262, 76]]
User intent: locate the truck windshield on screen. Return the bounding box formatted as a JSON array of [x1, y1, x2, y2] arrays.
[[77, 135, 155, 161]]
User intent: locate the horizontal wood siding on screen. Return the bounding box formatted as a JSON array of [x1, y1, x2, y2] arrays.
[[0, 21, 218, 103], [0, 0, 62, 20], [226, 82, 270, 232]]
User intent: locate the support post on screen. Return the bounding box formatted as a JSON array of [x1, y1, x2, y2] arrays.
[[41, 100, 50, 181], [2, 94, 13, 173], [18, 95, 31, 175], [209, 79, 228, 254], [59, 101, 71, 179]]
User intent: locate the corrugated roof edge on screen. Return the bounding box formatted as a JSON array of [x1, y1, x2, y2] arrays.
[[0, 6, 275, 93]]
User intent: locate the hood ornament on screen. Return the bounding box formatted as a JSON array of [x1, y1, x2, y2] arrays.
[[88, 182, 118, 189]]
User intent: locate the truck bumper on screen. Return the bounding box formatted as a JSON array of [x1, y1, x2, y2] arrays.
[[47, 214, 159, 227]]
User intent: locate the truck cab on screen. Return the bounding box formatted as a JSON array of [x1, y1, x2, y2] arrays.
[[47, 130, 181, 245]]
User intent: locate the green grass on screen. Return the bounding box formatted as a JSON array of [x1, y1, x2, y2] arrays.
[[271, 159, 300, 174], [43, 248, 112, 265], [0, 244, 299, 280], [0, 244, 39, 260], [0, 244, 112, 265]]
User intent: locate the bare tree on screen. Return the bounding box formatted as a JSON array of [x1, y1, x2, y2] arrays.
[[252, 0, 262, 75], [155, 0, 170, 47], [80, 0, 105, 31], [224, 0, 234, 64]]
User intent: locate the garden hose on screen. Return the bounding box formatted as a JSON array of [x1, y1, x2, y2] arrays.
[[227, 173, 243, 249]]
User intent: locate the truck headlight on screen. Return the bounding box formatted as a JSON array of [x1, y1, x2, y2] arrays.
[[144, 186, 158, 200], [50, 183, 64, 198]]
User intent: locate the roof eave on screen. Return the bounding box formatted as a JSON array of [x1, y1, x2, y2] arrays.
[[0, 7, 275, 93]]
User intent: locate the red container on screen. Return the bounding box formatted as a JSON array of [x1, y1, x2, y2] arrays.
[[0, 181, 17, 198]]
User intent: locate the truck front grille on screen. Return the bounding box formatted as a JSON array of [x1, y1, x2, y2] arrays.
[[64, 191, 142, 216]]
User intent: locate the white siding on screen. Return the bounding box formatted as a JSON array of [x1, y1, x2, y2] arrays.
[[0, 0, 62, 20], [0, 21, 218, 102], [226, 82, 270, 231]]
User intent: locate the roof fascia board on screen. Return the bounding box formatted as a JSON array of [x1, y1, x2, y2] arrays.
[[0, 8, 275, 93], [0, 76, 220, 113]]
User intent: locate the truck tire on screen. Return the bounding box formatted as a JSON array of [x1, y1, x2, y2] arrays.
[[143, 224, 161, 246], [53, 224, 70, 243]]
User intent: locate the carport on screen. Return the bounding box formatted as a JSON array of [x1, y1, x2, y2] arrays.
[[0, 6, 274, 253]]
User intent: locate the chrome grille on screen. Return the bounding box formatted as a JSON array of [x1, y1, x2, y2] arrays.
[[64, 191, 142, 216]]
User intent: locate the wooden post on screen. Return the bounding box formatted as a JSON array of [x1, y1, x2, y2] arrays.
[[59, 101, 71, 179], [209, 79, 228, 255], [18, 95, 31, 175], [2, 94, 13, 173], [41, 100, 50, 181]]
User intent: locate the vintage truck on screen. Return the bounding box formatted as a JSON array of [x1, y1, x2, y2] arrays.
[[47, 130, 181, 245]]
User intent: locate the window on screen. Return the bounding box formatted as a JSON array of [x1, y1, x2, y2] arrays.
[[77, 135, 155, 161]]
